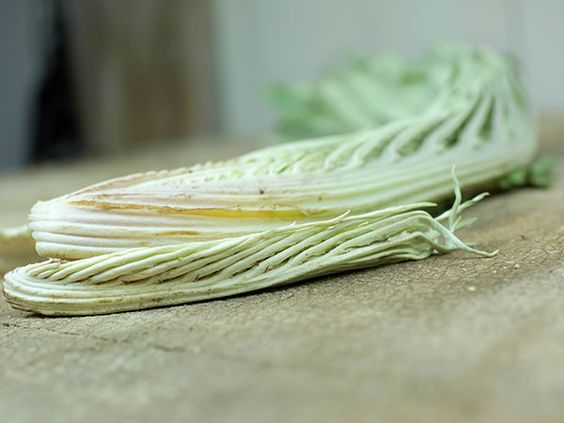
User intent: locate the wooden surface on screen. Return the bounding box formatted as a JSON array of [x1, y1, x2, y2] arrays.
[[1, 135, 564, 422], [65, 1, 216, 152]]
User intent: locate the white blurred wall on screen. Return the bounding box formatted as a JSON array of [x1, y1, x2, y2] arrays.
[[212, 0, 564, 135]]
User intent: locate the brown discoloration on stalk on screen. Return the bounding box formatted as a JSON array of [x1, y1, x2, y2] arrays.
[[70, 200, 323, 219]]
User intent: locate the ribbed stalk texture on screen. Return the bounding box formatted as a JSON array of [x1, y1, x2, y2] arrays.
[[3, 45, 536, 315]]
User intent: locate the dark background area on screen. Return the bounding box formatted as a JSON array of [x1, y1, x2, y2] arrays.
[[0, 0, 562, 171]]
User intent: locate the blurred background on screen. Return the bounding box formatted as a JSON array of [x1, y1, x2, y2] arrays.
[[0, 0, 563, 171]]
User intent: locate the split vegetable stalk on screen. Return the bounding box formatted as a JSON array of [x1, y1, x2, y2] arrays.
[[3, 45, 537, 315]]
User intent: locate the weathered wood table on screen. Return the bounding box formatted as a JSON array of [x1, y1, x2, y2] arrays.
[[1, 135, 563, 422]]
